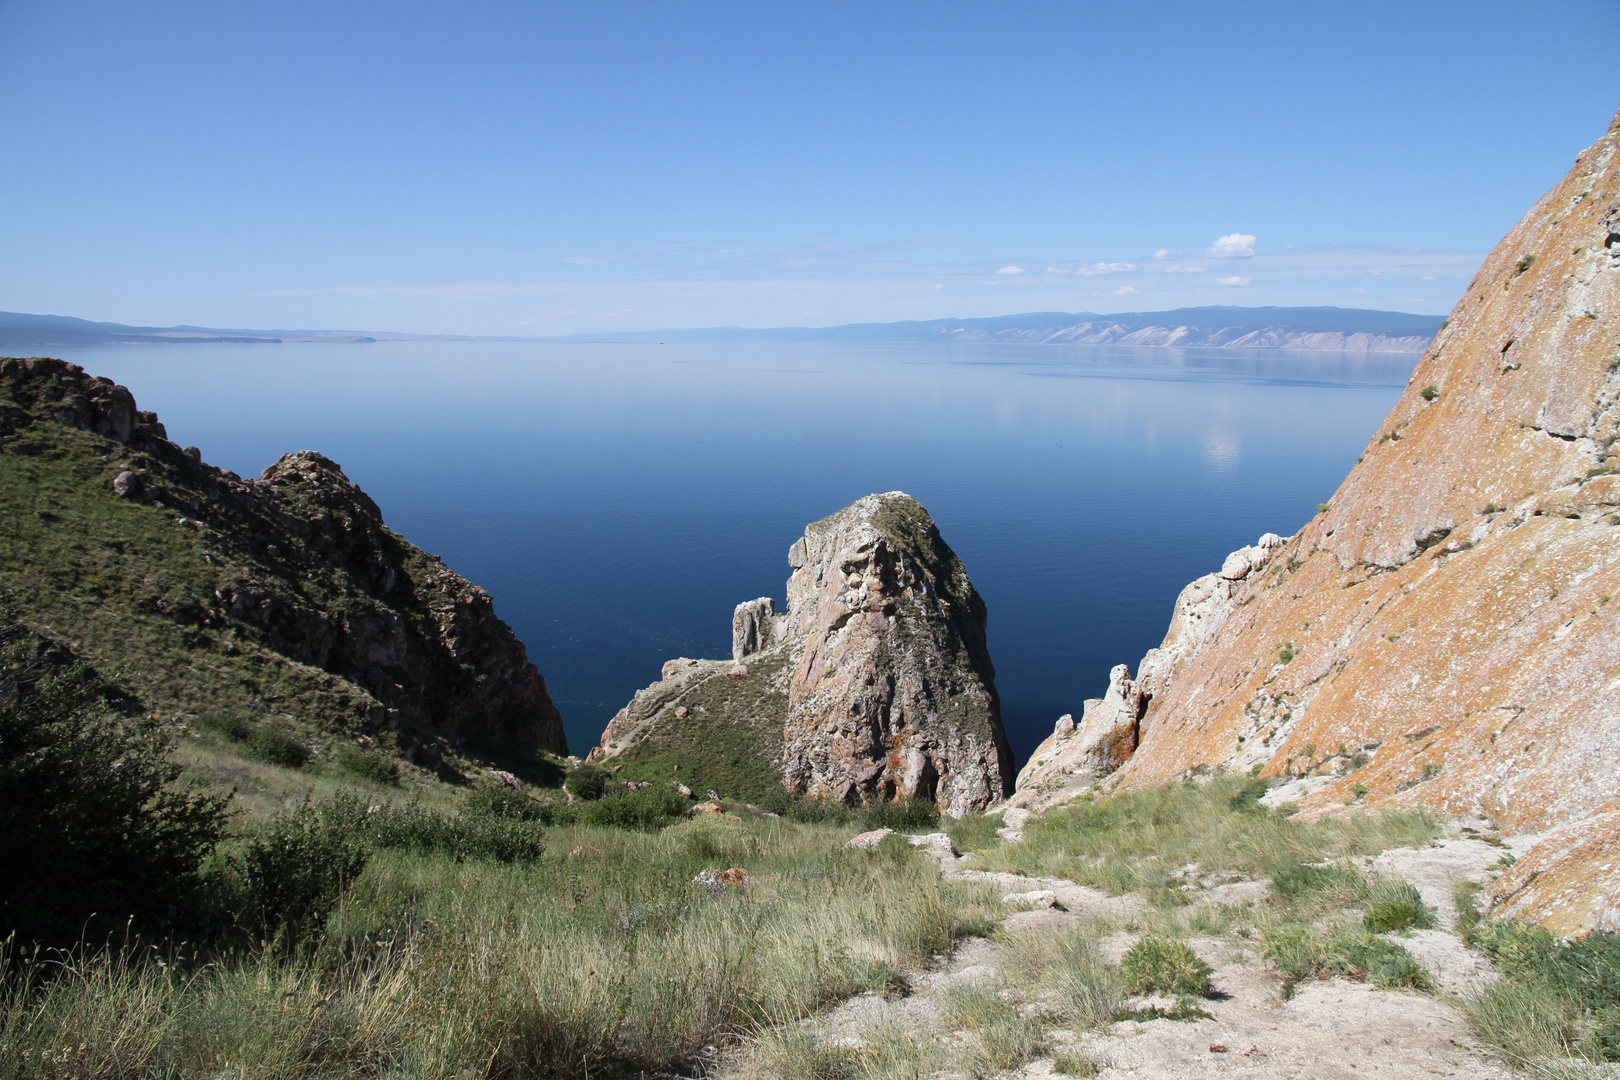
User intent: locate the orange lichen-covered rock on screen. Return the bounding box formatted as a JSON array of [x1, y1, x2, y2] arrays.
[[1027, 109, 1620, 932]]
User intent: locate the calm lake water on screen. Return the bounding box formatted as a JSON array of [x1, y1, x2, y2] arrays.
[[45, 340, 1416, 765]]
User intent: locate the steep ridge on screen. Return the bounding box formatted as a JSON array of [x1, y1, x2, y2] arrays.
[[588, 493, 1013, 815], [1012, 110, 1620, 934], [0, 357, 566, 766]]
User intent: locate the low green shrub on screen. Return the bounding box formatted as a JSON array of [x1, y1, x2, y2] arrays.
[[579, 784, 689, 830], [1263, 924, 1430, 996], [1120, 935, 1212, 997], [228, 796, 368, 942], [1453, 880, 1483, 941], [565, 764, 607, 801], [947, 811, 1003, 852], [1052, 1050, 1101, 1076], [663, 813, 758, 862], [360, 801, 547, 862], [1363, 879, 1436, 932], [860, 797, 940, 832], [463, 780, 546, 820], [335, 744, 400, 785], [245, 725, 310, 768], [1475, 923, 1620, 1017], [1269, 858, 1365, 901], [0, 617, 229, 948]]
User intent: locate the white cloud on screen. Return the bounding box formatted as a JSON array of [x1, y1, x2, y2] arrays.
[[1046, 261, 1135, 276], [1207, 233, 1257, 258], [1154, 249, 1171, 259], [997, 265, 1025, 275], [1114, 286, 1138, 296], [933, 283, 945, 289], [1216, 275, 1252, 287], [1166, 264, 1204, 274]]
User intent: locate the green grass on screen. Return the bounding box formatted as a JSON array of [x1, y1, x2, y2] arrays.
[[1362, 879, 1436, 932], [601, 646, 793, 801], [974, 776, 1438, 902], [1462, 922, 1620, 1070], [1263, 923, 1430, 997], [0, 814, 1001, 1079], [0, 370, 562, 807], [1119, 935, 1213, 996]]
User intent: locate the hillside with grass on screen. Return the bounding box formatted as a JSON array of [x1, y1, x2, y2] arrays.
[[0, 356, 566, 796]]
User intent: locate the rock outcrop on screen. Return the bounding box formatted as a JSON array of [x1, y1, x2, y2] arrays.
[[590, 492, 1013, 815], [0, 356, 566, 762], [1014, 110, 1620, 933]]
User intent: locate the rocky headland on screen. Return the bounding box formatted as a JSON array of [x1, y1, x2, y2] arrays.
[[0, 356, 566, 768], [1009, 109, 1620, 935], [588, 492, 1014, 815]]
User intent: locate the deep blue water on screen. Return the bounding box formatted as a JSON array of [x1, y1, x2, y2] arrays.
[[46, 341, 1414, 765]]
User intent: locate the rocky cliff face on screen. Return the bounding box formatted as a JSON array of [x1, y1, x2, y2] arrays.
[[590, 493, 1013, 815], [0, 356, 566, 762], [1009, 111, 1620, 934]]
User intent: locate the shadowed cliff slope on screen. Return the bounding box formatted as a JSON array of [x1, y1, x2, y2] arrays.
[[1015, 111, 1620, 934], [0, 357, 566, 768]]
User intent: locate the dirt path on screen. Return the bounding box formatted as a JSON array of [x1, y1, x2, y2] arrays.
[[746, 830, 1522, 1080]]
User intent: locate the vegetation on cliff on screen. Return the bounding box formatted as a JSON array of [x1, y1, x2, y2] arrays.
[[0, 357, 566, 794]]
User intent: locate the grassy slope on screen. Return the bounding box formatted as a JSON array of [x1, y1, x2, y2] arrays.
[[601, 647, 792, 801], [0, 815, 1002, 1078], [0, 381, 564, 811]]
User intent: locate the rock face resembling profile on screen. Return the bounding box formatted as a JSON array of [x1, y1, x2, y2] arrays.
[[1010, 110, 1620, 933], [590, 493, 1013, 815]]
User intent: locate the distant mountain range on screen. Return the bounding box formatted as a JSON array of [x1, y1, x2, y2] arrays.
[[0, 305, 1444, 354], [557, 306, 1444, 354], [0, 311, 488, 347]]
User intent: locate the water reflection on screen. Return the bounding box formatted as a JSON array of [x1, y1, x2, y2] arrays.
[[50, 340, 1413, 765]]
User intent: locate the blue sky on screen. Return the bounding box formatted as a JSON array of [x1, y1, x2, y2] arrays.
[[1, 1, 1616, 335]]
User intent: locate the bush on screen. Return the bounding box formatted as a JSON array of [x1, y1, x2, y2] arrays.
[[230, 796, 367, 941], [566, 764, 607, 801], [1475, 922, 1620, 1016], [780, 795, 856, 824], [358, 799, 548, 863], [1120, 935, 1213, 997], [580, 784, 689, 830], [1363, 879, 1436, 932], [245, 725, 310, 768], [0, 617, 229, 947], [1263, 924, 1430, 995], [464, 780, 544, 820], [860, 797, 939, 832], [946, 811, 1003, 852], [335, 744, 400, 785]]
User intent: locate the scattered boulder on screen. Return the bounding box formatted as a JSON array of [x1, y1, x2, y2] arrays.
[[693, 868, 756, 887], [844, 828, 895, 850]]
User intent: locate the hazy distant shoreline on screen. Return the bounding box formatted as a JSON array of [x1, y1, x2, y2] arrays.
[[0, 304, 1442, 354]]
